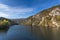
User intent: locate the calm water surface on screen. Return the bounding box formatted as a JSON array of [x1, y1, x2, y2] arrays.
[[0, 25, 60, 40]]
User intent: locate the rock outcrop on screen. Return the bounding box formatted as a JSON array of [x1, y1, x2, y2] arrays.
[[19, 5, 60, 27]]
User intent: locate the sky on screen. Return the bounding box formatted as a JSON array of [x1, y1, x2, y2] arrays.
[[0, 0, 60, 19]]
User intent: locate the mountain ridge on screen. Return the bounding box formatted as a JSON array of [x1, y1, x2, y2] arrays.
[[17, 5, 60, 27]]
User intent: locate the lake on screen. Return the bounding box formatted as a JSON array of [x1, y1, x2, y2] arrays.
[[0, 25, 60, 40]]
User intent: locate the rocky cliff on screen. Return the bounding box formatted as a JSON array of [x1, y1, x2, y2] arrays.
[[20, 5, 60, 27]]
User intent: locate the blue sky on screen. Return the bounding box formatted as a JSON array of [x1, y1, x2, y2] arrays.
[[0, 0, 60, 19]]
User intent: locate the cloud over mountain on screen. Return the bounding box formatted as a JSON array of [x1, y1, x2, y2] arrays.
[[0, 3, 34, 19]]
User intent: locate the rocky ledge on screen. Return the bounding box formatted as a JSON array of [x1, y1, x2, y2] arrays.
[[19, 5, 60, 28]]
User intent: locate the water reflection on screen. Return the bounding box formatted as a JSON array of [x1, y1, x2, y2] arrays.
[[31, 26, 60, 40], [0, 25, 60, 40]]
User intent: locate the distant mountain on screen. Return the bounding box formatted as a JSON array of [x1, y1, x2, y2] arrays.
[[16, 5, 60, 27], [0, 17, 18, 30], [12, 18, 26, 24]]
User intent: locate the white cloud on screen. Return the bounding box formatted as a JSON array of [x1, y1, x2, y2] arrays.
[[0, 12, 10, 17], [10, 7, 34, 13], [0, 3, 34, 18], [0, 4, 10, 11]]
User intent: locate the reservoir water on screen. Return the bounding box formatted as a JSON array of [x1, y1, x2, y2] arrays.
[[0, 25, 60, 40]]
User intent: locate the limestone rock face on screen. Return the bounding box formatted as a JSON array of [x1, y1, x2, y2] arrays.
[[20, 5, 60, 27]]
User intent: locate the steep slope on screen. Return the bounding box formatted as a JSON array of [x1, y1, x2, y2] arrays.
[[19, 5, 60, 27]]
